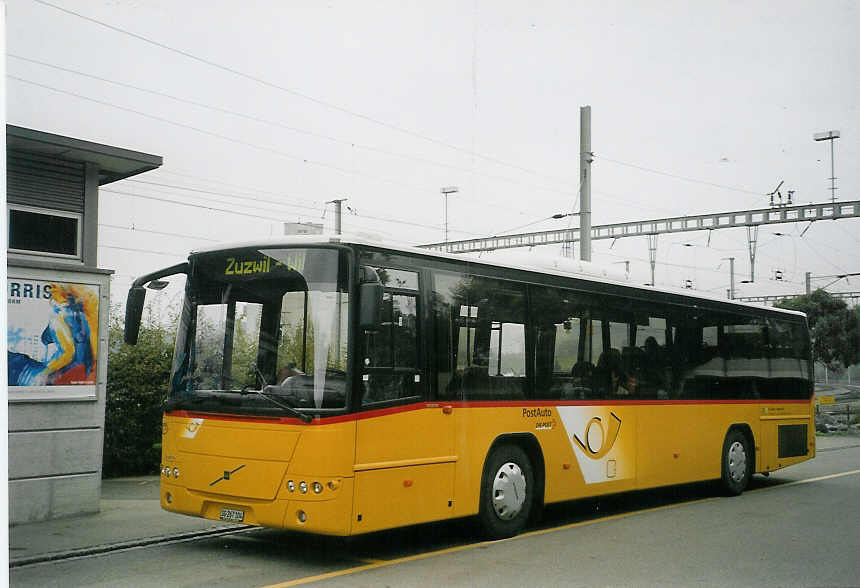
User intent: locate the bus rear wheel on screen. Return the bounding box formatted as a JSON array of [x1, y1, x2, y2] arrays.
[[478, 444, 534, 539], [720, 429, 752, 495]]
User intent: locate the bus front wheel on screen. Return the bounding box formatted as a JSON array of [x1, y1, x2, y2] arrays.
[[478, 444, 534, 539], [720, 429, 752, 495]]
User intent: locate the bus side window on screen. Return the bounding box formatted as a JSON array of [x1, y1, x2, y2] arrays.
[[360, 266, 422, 405], [633, 314, 669, 399], [434, 272, 526, 401], [529, 285, 595, 401], [766, 318, 812, 399]]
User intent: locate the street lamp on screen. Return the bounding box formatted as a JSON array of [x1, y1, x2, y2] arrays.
[[813, 130, 840, 203], [440, 186, 458, 251], [722, 257, 735, 299]]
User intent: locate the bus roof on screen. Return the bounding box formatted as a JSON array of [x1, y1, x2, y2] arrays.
[[189, 233, 807, 318]]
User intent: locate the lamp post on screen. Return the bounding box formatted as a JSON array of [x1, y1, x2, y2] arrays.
[[440, 186, 458, 252], [722, 257, 735, 299], [813, 130, 840, 203]]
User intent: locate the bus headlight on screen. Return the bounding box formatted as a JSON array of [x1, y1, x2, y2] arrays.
[[287, 480, 296, 492], [173, 467, 180, 479], [299, 481, 308, 494], [313, 482, 323, 494]]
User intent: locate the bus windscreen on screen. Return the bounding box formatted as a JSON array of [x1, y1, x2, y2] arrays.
[[167, 247, 350, 415]]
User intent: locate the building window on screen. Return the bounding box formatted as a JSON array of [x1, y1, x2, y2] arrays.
[[7, 205, 82, 259]]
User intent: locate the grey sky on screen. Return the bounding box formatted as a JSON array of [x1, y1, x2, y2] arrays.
[[7, 0, 859, 308]]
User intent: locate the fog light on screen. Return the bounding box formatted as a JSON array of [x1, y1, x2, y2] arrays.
[[299, 481, 308, 494], [165, 492, 172, 504], [173, 467, 180, 479], [287, 480, 295, 492], [313, 482, 323, 494], [296, 510, 307, 523]]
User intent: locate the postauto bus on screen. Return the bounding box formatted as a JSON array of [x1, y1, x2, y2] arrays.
[[124, 235, 814, 539]]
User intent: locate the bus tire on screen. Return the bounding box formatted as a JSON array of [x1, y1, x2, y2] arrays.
[[720, 429, 752, 496], [478, 443, 534, 539]]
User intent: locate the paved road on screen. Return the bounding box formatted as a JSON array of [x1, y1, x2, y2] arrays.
[[12, 440, 860, 587]]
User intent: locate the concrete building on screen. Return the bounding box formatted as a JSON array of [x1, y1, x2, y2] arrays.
[[7, 125, 162, 523], [284, 221, 324, 235]]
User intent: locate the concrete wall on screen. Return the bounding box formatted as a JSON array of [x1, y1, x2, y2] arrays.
[[7, 127, 161, 524], [7, 264, 112, 524]]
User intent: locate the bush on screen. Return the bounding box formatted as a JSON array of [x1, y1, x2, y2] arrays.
[[103, 316, 173, 478]]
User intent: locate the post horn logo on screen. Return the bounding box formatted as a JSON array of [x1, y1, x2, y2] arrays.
[[572, 412, 622, 460]]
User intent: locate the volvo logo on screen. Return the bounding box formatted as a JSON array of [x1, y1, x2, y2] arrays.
[[210, 464, 246, 486]]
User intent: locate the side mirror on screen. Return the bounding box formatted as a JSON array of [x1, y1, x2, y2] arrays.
[[123, 261, 190, 346], [124, 286, 146, 345], [359, 282, 383, 331]]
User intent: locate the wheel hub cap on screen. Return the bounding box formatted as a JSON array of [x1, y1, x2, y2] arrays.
[[727, 441, 747, 483], [492, 461, 527, 520]]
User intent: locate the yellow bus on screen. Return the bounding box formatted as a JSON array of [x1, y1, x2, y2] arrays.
[[124, 235, 815, 538]]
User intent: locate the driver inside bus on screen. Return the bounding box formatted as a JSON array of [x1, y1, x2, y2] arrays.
[[277, 362, 303, 386]]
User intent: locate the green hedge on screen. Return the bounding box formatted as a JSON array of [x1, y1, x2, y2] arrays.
[[103, 318, 173, 478]]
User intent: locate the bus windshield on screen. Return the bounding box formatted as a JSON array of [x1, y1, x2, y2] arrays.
[[168, 246, 350, 416]]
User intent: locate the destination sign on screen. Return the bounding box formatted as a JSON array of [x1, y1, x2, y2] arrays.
[[224, 256, 282, 276]]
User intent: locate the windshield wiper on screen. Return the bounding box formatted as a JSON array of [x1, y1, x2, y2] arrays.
[[241, 385, 313, 423], [242, 368, 312, 422]]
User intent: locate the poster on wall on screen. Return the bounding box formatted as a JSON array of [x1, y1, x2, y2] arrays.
[[7, 279, 100, 400]]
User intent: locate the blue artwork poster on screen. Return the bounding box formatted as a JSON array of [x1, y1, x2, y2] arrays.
[[8, 279, 100, 397]]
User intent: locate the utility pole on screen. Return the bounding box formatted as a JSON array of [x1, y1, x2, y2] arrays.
[[647, 234, 657, 286], [440, 186, 459, 252], [747, 226, 758, 282], [327, 198, 347, 234], [806, 271, 811, 295], [814, 130, 840, 203], [723, 257, 736, 299], [579, 106, 592, 262], [326, 198, 347, 365]]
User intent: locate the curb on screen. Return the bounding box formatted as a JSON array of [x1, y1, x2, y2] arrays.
[[10, 524, 254, 568]]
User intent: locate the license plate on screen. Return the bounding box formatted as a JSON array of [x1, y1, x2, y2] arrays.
[[219, 508, 244, 522]]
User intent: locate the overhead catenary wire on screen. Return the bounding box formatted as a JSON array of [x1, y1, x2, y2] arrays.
[[596, 155, 763, 197], [107, 174, 850, 288], [100, 244, 188, 258], [102, 186, 485, 244], [798, 232, 853, 275], [30, 0, 575, 186], [8, 75, 441, 194], [9, 54, 578, 197], [128, 177, 466, 235], [112, 179, 481, 238], [127, 179, 326, 216], [101, 187, 291, 222], [99, 223, 219, 243], [20, 4, 857, 296], [12, 66, 781, 231], [9, 75, 554, 224]]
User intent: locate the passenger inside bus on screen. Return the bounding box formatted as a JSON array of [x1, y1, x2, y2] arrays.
[[597, 348, 629, 396], [640, 336, 670, 398], [622, 346, 644, 395], [570, 361, 594, 398]]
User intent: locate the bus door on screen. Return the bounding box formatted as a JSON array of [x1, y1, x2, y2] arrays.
[[353, 267, 455, 533]]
